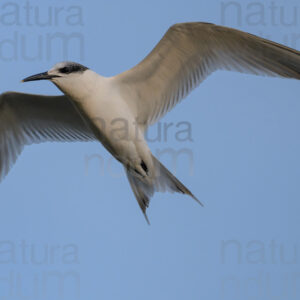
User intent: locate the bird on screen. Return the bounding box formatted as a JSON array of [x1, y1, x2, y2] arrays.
[[2, 22, 300, 223]]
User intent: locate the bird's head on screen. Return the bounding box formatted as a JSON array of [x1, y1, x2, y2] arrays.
[[22, 61, 92, 100]]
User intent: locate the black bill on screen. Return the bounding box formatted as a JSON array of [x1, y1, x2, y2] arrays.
[[22, 72, 60, 82]]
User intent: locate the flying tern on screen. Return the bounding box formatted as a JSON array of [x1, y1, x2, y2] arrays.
[[1, 22, 300, 222]]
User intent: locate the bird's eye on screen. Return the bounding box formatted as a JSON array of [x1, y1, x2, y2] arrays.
[[59, 67, 70, 74]]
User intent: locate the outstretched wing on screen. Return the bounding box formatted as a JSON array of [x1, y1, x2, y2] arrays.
[[0, 91, 95, 181], [115, 22, 300, 127]]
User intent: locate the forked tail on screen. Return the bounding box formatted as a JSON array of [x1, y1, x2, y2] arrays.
[[125, 155, 203, 224]]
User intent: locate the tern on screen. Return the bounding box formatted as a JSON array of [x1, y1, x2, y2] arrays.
[[2, 22, 300, 223]]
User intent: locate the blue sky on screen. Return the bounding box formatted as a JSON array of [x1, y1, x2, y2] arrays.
[[0, 0, 300, 299]]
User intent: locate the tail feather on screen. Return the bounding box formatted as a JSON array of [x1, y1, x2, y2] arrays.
[[126, 155, 203, 223], [126, 172, 152, 224]]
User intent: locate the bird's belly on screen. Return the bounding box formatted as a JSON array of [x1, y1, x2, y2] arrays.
[[75, 96, 146, 165]]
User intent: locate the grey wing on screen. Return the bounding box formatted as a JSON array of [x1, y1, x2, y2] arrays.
[[0, 91, 95, 181], [115, 22, 300, 127]]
